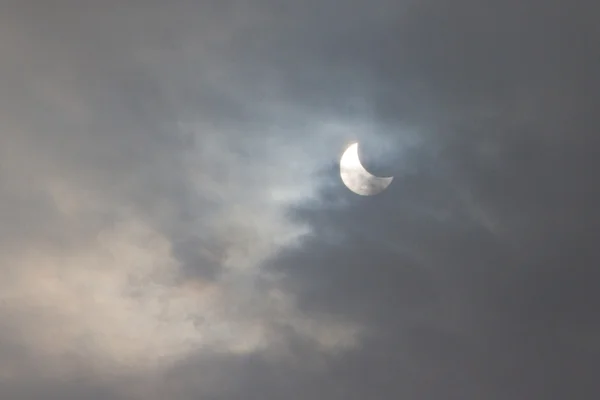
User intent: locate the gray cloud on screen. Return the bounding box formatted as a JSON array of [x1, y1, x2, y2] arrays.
[[1, 0, 600, 398]]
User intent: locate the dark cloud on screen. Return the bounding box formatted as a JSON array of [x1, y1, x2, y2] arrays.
[[1, 0, 600, 399]]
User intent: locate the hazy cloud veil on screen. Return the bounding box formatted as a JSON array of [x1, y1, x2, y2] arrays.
[[1, 0, 599, 399]]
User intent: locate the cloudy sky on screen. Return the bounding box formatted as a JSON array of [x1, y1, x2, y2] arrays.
[[1, 0, 599, 398]]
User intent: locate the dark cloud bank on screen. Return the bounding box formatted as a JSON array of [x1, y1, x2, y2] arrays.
[[1, 0, 599, 399]]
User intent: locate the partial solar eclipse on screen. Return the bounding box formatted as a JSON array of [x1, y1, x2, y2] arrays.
[[339, 142, 393, 196]]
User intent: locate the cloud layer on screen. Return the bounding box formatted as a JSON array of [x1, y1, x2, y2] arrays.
[[1, 0, 600, 398]]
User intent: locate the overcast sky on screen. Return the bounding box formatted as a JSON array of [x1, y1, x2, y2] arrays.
[[1, 0, 599, 399]]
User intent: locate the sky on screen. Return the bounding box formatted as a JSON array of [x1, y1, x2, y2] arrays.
[[0, 0, 599, 398]]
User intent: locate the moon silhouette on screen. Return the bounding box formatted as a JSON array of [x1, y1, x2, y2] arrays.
[[339, 142, 393, 196]]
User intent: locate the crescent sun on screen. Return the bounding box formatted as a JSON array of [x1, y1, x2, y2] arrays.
[[339, 142, 393, 196]]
